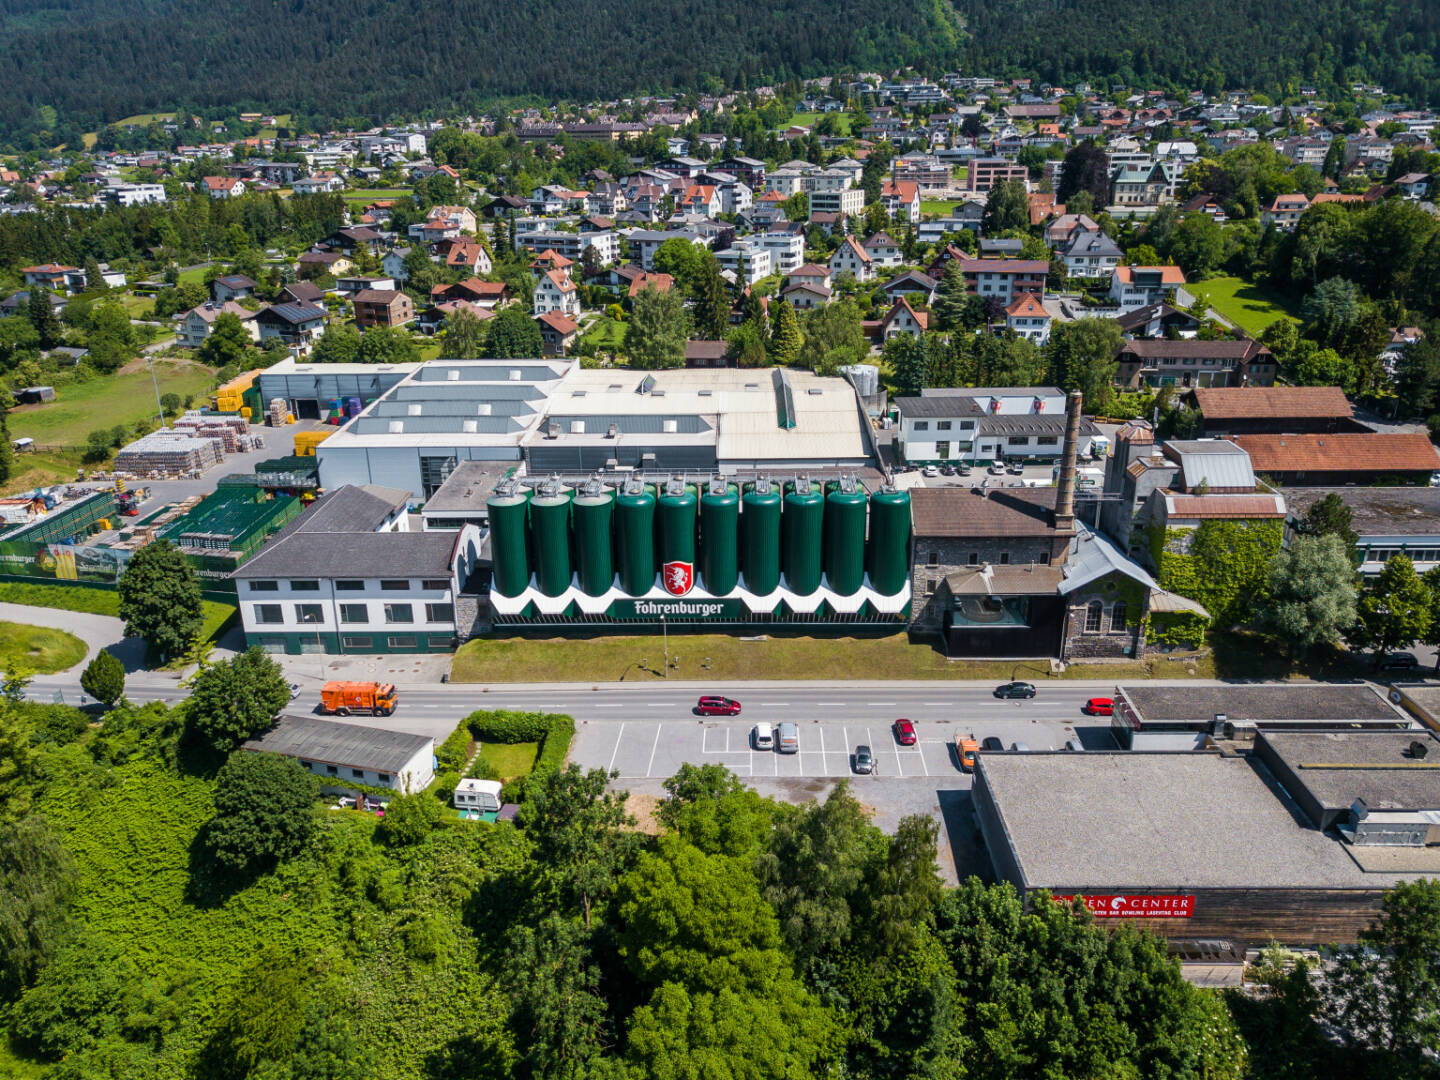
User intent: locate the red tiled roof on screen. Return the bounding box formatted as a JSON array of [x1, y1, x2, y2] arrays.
[[535, 312, 578, 334], [1192, 386, 1352, 421], [1163, 494, 1287, 519], [1231, 433, 1440, 474], [1113, 265, 1187, 284], [1006, 293, 1048, 318]]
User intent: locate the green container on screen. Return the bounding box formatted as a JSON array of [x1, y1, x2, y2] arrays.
[[741, 483, 782, 594], [823, 484, 868, 596], [529, 489, 573, 597], [486, 491, 531, 597], [699, 482, 739, 595], [867, 488, 913, 596], [572, 489, 615, 596], [615, 485, 657, 595], [657, 483, 698, 571], [782, 480, 824, 595]]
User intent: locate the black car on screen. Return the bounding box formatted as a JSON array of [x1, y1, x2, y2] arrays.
[[981, 736, 1004, 752], [853, 744, 875, 774], [994, 681, 1037, 699], [1381, 652, 1420, 671]]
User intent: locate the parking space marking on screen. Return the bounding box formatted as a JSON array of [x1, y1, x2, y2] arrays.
[[606, 723, 626, 773], [646, 723, 663, 777]]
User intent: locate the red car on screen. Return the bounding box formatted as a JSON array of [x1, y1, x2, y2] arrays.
[[695, 695, 741, 716], [893, 718, 917, 745], [1083, 697, 1114, 716]]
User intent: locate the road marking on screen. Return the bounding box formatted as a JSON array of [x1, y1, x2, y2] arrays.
[[923, 701, 947, 706], [645, 723, 663, 777], [595, 704, 622, 708], [884, 727, 901, 778], [606, 723, 626, 773]]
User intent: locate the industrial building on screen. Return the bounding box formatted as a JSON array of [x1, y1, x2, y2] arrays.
[[309, 360, 878, 499], [972, 750, 1430, 946], [1283, 486, 1440, 576], [1110, 683, 1410, 749], [894, 387, 1100, 467], [256, 359, 419, 422], [243, 714, 435, 792]]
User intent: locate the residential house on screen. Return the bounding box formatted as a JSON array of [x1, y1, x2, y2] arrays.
[[881, 179, 922, 222], [535, 312, 580, 357], [442, 240, 492, 276], [417, 299, 491, 335], [961, 258, 1048, 305], [1004, 293, 1052, 344], [627, 272, 674, 299], [684, 340, 734, 368], [242, 714, 435, 793], [1114, 337, 1276, 389], [717, 156, 766, 190], [297, 251, 353, 276], [629, 230, 708, 271], [21, 264, 84, 294], [426, 204, 478, 234], [882, 271, 938, 306], [1261, 193, 1310, 231], [177, 302, 259, 348], [715, 240, 772, 286], [255, 303, 328, 354], [212, 274, 256, 302], [533, 270, 581, 318], [1110, 163, 1170, 206], [758, 230, 805, 276], [863, 232, 902, 269], [809, 187, 865, 219], [1044, 213, 1101, 247], [1109, 265, 1187, 308], [681, 183, 722, 217], [293, 172, 344, 194], [829, 236, 875, 282], [202, 176, 245, 199], [382, 247, 414, 282], [1395, 172, 1431, 200], [965, 158, 1028, 191], [1060, 231, 1122, 277], [335, 275, 396, 298], [781, 282, 832, 311], [875, 298, 929, 342], [353, 290, 415, 329], [280, 280, 326, 306], [895, 386, 1096, 466], [1115, 302, 1201, 339]]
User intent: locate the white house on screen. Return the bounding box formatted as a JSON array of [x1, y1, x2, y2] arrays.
[[293, 172, 344, 195], [863, 232, 903, 269], [202, 176, 245, 199], [758, 230, 805, 276], [1004, 293, 1052, 345], [178, 302, 260, 348], [242, 714, 435, 793], [715, 240, 772, 286], [1109, 265, 1187, 309], [382, 247, 413, 282], [829, 236, 874, 282], [533, 269, 581, 318], [894, 386, 1095, 465]]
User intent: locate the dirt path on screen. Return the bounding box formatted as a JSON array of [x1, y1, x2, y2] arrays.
[[115, 355, 214, 377]]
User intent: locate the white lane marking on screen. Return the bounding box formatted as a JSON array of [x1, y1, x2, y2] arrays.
[[606, 723, 626, 773], [917, 742, 929, 777], [923, 701, 947, 706], [884, 727, 901, 778], [819, 725, 827, 774], [595, 704, 622, 708], [646, 723, 663, 778]]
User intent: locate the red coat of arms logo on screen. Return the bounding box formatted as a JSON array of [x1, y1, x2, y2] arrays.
[[662, 560, 694, 596]]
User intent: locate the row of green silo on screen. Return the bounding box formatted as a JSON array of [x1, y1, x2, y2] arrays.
[[487, 475, 912, 602]]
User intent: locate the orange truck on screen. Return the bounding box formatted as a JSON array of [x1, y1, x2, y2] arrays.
[[954, 732, 978, 772], [319, 681, 398, 716]]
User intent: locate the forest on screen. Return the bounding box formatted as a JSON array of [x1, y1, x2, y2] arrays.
[[4, 640, 1440, 1080]]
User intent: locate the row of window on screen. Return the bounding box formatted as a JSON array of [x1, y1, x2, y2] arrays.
[[253, 603, 454, 625], [249, 578, 450, 593], [925, 550, 1051, 569], [298, 760, 391, 783], [1365, 548, 1440, 563], [911, 420, 976, 431], [1083, 599, 1128, 634]]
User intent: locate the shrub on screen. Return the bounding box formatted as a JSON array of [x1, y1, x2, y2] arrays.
[[468, 754, 500, 782], [435, 721, 473, 772], [428, 770, 460, 802], [377, 792, 441, 846], [465, 709, 552, 743], [533, 715, 575, 777]]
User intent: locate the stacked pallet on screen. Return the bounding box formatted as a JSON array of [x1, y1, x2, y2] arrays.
[[173, 413, 251, 454], [267, 398, 289, 427], [114, 433, 224, 477]]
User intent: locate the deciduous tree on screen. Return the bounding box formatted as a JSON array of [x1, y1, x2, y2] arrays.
[[625, 285, 687, 369], [202, 751, 317, 878], [1261, 533, 1359, 656], [117, 540, 202, 662], [185, 646, 290, 754], [0, 815, 75, 1001], [1350, 554, 1433, 662]]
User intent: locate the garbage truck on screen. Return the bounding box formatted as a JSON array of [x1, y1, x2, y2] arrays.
[[319, 681, 398, 716]]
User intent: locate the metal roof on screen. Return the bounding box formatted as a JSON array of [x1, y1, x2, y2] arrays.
[[1162, 440, 1257, 489], [1059, 523, 1157, 594], [244, 714, 432, 773]]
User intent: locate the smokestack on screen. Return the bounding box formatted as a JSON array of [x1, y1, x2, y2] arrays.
[[1054, 389, 1082, 531]]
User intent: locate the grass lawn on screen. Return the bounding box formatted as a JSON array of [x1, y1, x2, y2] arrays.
[[342, 187, 413, 205], [4, 447, 88, 496], [175, 265, 211, 286], [1188, 275, 1302, 336], [920, 200, 960, 218], [416, 338, 443, 360], [8, 361, 216, 451], [119, 291, 156, 317], [580, 316, 626, 350], [785, 111, 851, 136], [0, 580, 236, 644], [453, 632, 1183, 683], [0, 620, 88, 673], [477, 741, 539, 781]]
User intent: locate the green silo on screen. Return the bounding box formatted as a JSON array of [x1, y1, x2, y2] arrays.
[[571, 483, 615, 596], [656, 480, 698, 581], [699, 480, 739, 595], [823, 480, 868, 596], [782, 479, 824, 595], [529, 485, 573, 597], [867, 487, 913, 596], [486, 485, 531, 598], [615, 483, 657, 595], [741, 480, 782, 594]]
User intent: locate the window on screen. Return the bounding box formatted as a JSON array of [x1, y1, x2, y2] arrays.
[[1009, 436, 1030, 446], [1111, 600, 1128, 631], [299, 760, 311, 769], [326, 764, 338, 775], [385, 603, 414, 624], [341, 636, 371, 649], [254, 604, 284, 625], [1037, 551, 1050, 564], [422, 579, 449, 591], [926, 551, 939, 567], [426, 603, 455, 623], [340, 604, 368, 624], [937, 420, 952, 430], [936, 441, 951, 459], [351, 768, 365, 779], [380, 579, 410, 591], [1037, 435, 1058, 445], [377, 774, 391, 784], [289, 579, 319, 591], [925, 578, 937, 595], [388, 636, 417, 648], [1085, 600, 1104, 632], [913, 421, 929, 431], [958, 420, 975, 430], [335, 579, 364, 591], [249, 580, 278, 592], [294, 603, 324, 623], [967, 552, 979, 566], [998, 551, 1010, 565]]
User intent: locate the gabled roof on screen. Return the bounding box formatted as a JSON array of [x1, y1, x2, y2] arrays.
[[1162, 493, 1286, 519], [791, 263, 831, 278], [1191, 386, 1352, 421], [243, 714, 432, 772], [1231, 433, 1440, 474], [832, 236, 872, 263], [1059, 523, 1158, 594], [883, 270, 937, 292], [541, 270, 576, 293], [1005, 293, 1049, 318], [353, 289, 407, 305], [911, 486, 1062, 538], [259, 302, 326, 325], [881, 297, 929, 331], [1113, 264, 1187, 284], [535, 311, 579, 334]]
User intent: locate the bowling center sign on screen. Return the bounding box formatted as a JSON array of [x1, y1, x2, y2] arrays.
[[1052, 894, 1196, 918]]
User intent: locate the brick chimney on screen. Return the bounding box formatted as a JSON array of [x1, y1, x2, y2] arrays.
[[1053, 389, 1083, 531]]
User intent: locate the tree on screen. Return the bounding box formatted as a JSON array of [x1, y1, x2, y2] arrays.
[[503, 913, 608, 1080], [691, 253, 730, 340], [796, 299, 866, 374], [1350, 555, 1433, 662], [198, 312, 253, 368], [885, 334, 929, 397], [116, 540, 202, 662], [626, 285, 688, 369], [1056, 142, 1111, 207], [310, 323, 360, 364], [484, 305, 545, 358], [1047, 318, 1121, 413], [930, 262, 969, 332], [726, 321, 768, 368], [1261, 534, 1359, 656], [203, 751, 317, 878], [0, 815, 75, 1002], [981, 180, 1029, 234], [356, 324, 419, 364], [27, 289, 62, 349], [439, 307, 486, 358], [519, 764, 638, 927], [377, 791, 441, 845], [1327, 880, 1440, 1066], [402, 246, 441, 295], [1168, 213, 1227, 276], [658, 763, 774, 859], [651, 238, 708, 294], [1297, 491, 1359, 548], [79, 649, 125, 707], [766, 298, 802, 367], [185, 646, 291, 754]]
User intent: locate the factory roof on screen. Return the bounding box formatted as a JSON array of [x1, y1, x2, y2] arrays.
[[1192, 385, 1353, 421], [978, 751, 1420, 889], [1059, 523, 1158, 594], [1281, 487, 1440, 537], [1232, 433, 1440, 475], [1258, 730, 1440, 816], [1161, 439, 1257, 489], [421, 461, 516, 514], [1116, 683, 1403, 725], [244, 714, 432, 773], [911, 486, 1062, 538]]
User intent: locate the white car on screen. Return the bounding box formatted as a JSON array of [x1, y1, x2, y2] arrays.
[[753, 722, 774, 751], [922, 465, 940, 477], [987, 463, 1007, 475]]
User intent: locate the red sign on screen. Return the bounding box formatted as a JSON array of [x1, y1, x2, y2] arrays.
[[1053, 894, 1195, 918], [661, 560, 694, 596]]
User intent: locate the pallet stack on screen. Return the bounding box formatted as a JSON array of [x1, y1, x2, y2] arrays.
[[267, 398, 289, 427], [114, 434, 224, 477]]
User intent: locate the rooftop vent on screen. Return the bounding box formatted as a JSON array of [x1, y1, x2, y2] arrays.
[[546, 421, 559, 439], [408, 403, 422, 415], [446, 369, 460, 381], [508, 369, 522, 381], [808, 387, 823, 395], [570, 420, 585, 434], [607, 423, 619, 439], [476, 403, 492, 416], [652, 389, 666, 397], [462, 419, 478, 433], [388, 420, 404, 433], [698, 389, 712, 397], [662, 419, 678, 433], [572, 390, 586, 398], [745, 382, 760, 390]]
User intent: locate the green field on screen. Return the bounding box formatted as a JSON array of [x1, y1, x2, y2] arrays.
[[175, 265, 211, 286], [0, 620, 88, 673], [8, 361, 216, 450], [920, 200, 960, 218], [0, 580, 236, 644], [477, 741, 538, 781], [784, 111, 852, 136], [341, 187, 413, 205], [579, 316, 626, 351], [1188, 275, 1302, 336]]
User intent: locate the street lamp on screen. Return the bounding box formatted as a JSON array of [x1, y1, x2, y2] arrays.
[[302, 611, 326, 682], [146, 355, 166, 429], [660, 614, 668, 679]]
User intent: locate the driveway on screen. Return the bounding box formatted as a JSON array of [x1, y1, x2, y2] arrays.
[[0, 601, 146, 673]]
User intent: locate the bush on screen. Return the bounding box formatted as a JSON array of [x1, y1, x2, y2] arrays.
[[377, 792, 441, 846], [467, 754, 500, 782], [428, 770, 460, 802], [465, 709, 552, 743], [202, 752, 317, 878], [435, 721, 473, 772], [533, 715, 575, 777]]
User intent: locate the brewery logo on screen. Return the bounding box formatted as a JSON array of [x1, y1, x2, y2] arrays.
[[662, 560, 694, 596]]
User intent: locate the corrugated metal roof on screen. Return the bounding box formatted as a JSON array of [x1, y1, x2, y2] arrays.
[[1059, 523, 1158, 594], [244, 714, 431, 772], [1162, 440, 1257, 489]]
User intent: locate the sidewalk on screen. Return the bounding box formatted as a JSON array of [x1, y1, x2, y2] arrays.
[[0, 601, 146, 673]]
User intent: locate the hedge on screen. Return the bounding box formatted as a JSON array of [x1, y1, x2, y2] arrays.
[[464, 709, 576, 803], [435, 722, 473, 773]]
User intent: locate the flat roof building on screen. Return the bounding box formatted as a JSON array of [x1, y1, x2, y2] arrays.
[[1254, 729, 1440, 830], [243, 714, 435, 791], [1283, 486, 1440, 575]]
